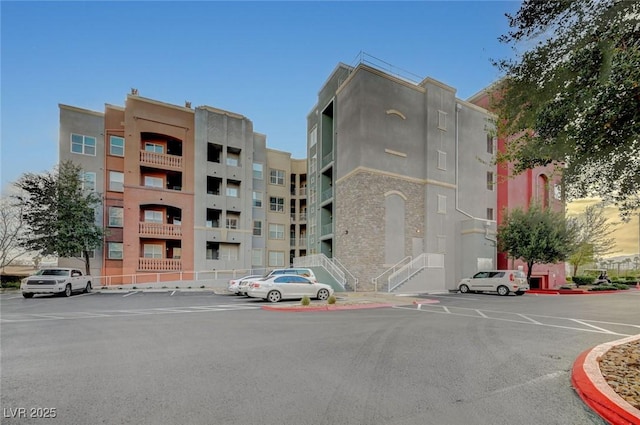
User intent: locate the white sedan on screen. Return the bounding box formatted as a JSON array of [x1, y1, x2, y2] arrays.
[[246, 275, 334, 303], [227, 275, 262, 294]]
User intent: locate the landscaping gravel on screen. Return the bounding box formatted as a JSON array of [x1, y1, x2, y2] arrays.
[[599, 339, 640, 410]]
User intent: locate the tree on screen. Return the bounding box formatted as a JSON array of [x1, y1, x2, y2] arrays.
[[13, 161, 104, 275], [0, 196, 28, 272], [567, 203, 618, 275], [493, 0, 640, 219], [498, 204, 576, 283]]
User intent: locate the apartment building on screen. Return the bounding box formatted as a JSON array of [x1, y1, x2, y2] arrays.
[[306, 63, 498, 292], [58, 92, 306, 279]]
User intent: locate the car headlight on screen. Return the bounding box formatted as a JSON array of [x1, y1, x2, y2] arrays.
[[56, 279, 68, 284]]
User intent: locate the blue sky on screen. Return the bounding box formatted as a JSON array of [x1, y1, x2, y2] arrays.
[[1, 1, 521, 193]]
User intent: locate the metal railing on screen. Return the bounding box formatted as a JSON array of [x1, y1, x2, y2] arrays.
[[140, 150, 182, 169], [138, 258, 182, 271], [139, 222, 182, 237], [295, 253, 348, 291], [388, 253, 444, 292], [372, 256, 412, 292]]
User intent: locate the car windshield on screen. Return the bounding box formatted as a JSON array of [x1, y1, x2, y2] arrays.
[[37, 269, 70, 276]]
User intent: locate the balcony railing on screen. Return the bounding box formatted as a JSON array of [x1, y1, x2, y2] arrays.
[[140, 150, 182, 169], [321, 188, 333, 202], [138, 258, 182, 271], [139, 222, 182, 237]]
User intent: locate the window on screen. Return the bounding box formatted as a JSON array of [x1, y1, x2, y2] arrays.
[[252, 192, 262, 208], [309, 126, 317, 148], [109, 207, 123, 227], [437, 151, 447, 171], [486, 208, 494, 221], [437, 195, 446, 214], [144, 244, 162, 259], [269, 223, 285, 239], [270, 197, 284, 212], [144, 176, 163, 188], [226, 155, 239, 167], [82, 172, 96, 191], [486, 134, 494, 154], [144, 210, 163, 223], [487, 172, 494, 190], [220, 244, 239, 261], [109, 171, 124, 192], [110, 136, 124, 156], [108, 242, 123, 260], [71, 134, 96, 156], [226, 217, 238, 229], [253, 163, 263, 179], [226, 187, 238, 197], [145, 143, 164, 154], [253, 220, 262, 236], [206, 242, 219, 260], [438, 111, 447, 131], [269, 169, 285, 185], [268, 251, 285, 267]]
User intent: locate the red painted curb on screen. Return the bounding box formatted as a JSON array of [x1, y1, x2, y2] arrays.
[[529, 289, 620, 295], [572, 344, 640, 425], [262, 303, 394, 312]]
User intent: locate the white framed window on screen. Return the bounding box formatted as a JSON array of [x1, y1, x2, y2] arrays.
[[143, 244, 162, 259], [487, 208, 494, 221], [252, 249, 263, 266], [108, 242, 123, 260], [486, 134, 495, 154], [226, 217, 238, 229], [145, 143, 164, 154], [437, 194, 447, 214], [252, 191, 262, 208], [226, 187, 238, 197], [82, 172, 96, 191], [253, 163, 263, 179], [110, 135, 125, 156], [109, 171, 124, 192], [487, 172, 494, 191], [144, 210, 163, 223], [144, 176, 163, 188], [226, 154, 239, 167], [437, 151, 447, 171], [108, 207, 123, 227], [253, 220, 262, 236], [269, 169, 285, 185], [269, 223, 285, 240], [268, 251, 285, 267], [269, 197, 284, 212], [71, 134, 96, 156], [438, 110, 447, 131]]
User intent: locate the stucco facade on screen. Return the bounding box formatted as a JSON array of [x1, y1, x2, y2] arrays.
[[307, 64, 498, 291]]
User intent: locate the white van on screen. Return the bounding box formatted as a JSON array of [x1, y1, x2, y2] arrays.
[[458, 270, 529, 296]]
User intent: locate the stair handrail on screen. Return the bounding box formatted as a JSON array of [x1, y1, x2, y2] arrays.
[[372, 256, 412, 292], [294, 254, 346, 290], [388, 254, 429, 292], [331, 256, 358, 292]]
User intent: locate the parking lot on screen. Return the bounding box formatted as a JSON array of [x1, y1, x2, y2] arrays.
[[2, 289, 639, 424]]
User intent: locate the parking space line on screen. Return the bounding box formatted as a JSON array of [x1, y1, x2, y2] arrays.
[[569, 319, 618, 334], [122, 291, 138, 297], [518, 314, 542, 325], [475, 309, 488, 318]]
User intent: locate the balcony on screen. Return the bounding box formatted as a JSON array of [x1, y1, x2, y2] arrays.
[[140, 150, 182, 169], [139, 222, 182, 238], [138, 258, 182, 271]]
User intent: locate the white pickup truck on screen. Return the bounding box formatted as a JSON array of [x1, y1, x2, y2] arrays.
[[21, 268, 92, 298]]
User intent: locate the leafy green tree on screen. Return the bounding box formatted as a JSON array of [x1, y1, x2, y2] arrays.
[[567, 203, 618, 275], [498, 204, 576, 283], [13, 161, 104, 275], [493, 0, 640, 219]]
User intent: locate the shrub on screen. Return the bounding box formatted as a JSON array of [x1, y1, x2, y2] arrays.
[[614, 283, 630, 290], [1, 280, 21, 289], [301, 295, 311, 306], [572, 276, 594, 286], [327, 295, 337, 305], [589, 285, 617, 291]]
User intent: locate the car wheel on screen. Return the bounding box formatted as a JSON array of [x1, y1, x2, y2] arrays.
[[22, 293, 34, 298], [515, 291, 525, 296], [267, 290, 281, 303], [317, 288, 330, 300], [459, 284, 470, 294], [64, 284, 72, 297], [84, 282, 92, 293], [497, 285, 510, 296]]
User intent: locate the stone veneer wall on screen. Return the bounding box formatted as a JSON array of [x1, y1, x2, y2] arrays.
[[335, 169, 425, 291]]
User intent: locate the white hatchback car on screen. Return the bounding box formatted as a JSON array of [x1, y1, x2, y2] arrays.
[[246, 275, 333, 303], [458, 270, 529, 296]]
